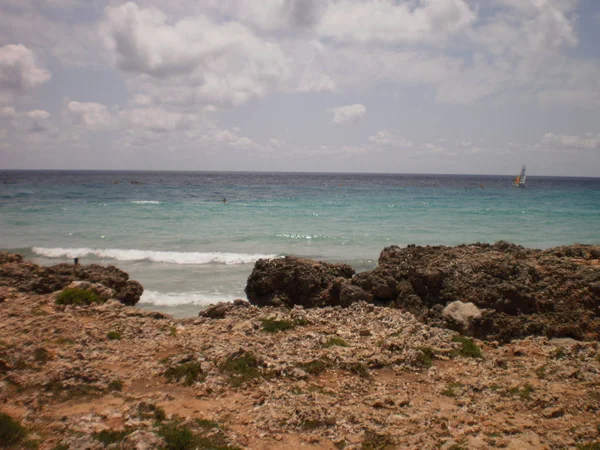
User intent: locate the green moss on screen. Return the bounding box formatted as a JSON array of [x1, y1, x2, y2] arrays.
[[452, 336, 482, 359], [106, 331, 122, 340], [219, 351, 262, 387], [323, 337, 348, 348], [0, 412, 27, 447], [299, 359, 328, 376], [92, 429, 131, 447], [260, 318, 296, 333], [34, 347, 49, 364], [361, 431, 394, 450], [56, 288, 101, 306], [165, 361, 204, 386]]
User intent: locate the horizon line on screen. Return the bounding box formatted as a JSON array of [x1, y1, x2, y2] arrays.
[[0, 168, 599, 179]]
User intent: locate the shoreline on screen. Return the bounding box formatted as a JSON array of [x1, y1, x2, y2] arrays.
[[1, 245, 599, 449]]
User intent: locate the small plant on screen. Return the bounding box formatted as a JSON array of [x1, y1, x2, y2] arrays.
[[535, 365, 547, 379], [106, 331, 122, 340], [137, 403, 166, 422], [219, 351, 262, 387], [54, 337, 75, 346], [576, 443, 600, 450], [417, 347, 435, 367], [165, 361, 204, 386], [260, 318, 296, 333], [452, 335, 482, 358], [519, 383, 534, 400], [553, 347, 566, 359], [343, 361, 370, 378], [441, 382, 462, 397], [34, 347, 49, 364], [361, 430, 394, 450], [158, 419, 240, 450], [169, 326, 177, 337], [56, 288, 101, 306], [52, 444, 70, 450], [323, 337, 348, 348], [299, 359, 328, 376], [92, 428, 131, 446], [108, 379, 123, 392], [0, 412, 27, 447], [195, 418, 220, 430]]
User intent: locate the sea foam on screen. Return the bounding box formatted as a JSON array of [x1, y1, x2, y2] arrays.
[[32, 247, 276, 265], [131, 200, 161, 204], [140, 290, 240, 306]]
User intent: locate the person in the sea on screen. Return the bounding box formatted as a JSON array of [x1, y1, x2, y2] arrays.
[[222, 198, 227, 203], [73, 258, 79, 265]]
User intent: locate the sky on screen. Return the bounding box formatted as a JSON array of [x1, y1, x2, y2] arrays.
[[0, 0, 599, 176]]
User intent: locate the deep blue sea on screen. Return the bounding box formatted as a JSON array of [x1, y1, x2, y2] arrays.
[[1, 171, 599, 317]]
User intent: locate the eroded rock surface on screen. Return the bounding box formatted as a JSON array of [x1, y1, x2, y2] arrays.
[[246, 243, 600, 342], [0, 252, 143, 305]]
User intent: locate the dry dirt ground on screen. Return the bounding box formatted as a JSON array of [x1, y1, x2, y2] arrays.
[[1, 286, 599, 449]]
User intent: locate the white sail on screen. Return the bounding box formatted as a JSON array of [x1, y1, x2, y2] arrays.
[[520, 165, 526, 184]]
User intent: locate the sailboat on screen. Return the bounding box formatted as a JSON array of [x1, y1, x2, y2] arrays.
[[514, 165, 526, 187]]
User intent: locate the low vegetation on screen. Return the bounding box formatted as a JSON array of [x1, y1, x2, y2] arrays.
[[0, 412, 28, 447], [55, 288, 101, 306], [157, 417, 240, 450], [452, 335, 482, 358], [165, 361, 204, 386], [106, 331, 122, 340], [323, 337, 348, 348], [219, 351, 262, 387], [299, 359, 328, 376], [260, 318, 296, 333], [92, 428, 132, 447], [361, 430, 395, 450]]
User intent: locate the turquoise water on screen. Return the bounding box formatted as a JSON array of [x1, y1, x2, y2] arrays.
[[1, 171, 599, 317]]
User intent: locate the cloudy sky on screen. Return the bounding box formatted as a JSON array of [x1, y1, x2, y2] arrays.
[[1, 0, 599, 175]]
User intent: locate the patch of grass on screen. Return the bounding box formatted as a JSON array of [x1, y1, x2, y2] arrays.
[[165, 361, 204, 386], [295, 318, 310, 326], [299, 359, 328, 376], [342, 361, 370, 378], [323, 337, 348, 348], [535, 365, 547, 379], [137, 403, 166, 422], [576, 443, 600, 450], [34, 347, 49, 364], [31, 307, 48, 316], [417, 347, 435, 368], [52, 444, 70, 450], [106, 331, 122, 340], [508, 383, 534, 401], [361, 430, 394, 450], [158, 419, 241, 450], [169, 326, 177, 337], [195, 419, 220, 430], [441, 382, 462, 397], [452, 335, 482, 359], [260, 318, 296, 333], [45, 380, 103, 400], [0, 412, 27, 447], [56, 288, 101, 306], [108, 379, 123, 392], [553, 347, 566, 359], [92, 428, 131, 447], [54, 337, 75, 346], [219, 351, 262, 387]]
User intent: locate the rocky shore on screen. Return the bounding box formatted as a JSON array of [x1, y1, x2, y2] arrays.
[[0, 245, 599, 449]]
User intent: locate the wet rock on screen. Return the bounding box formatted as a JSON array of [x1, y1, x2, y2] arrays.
[[245, 256, 355, 308]]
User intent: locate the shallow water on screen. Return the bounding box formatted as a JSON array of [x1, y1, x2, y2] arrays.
[[1, 171, 599, 317]]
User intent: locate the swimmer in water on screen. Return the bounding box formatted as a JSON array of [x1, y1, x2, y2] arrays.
[[222, 198, 227, 203]]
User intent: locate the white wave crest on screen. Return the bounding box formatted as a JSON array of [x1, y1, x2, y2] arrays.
[[32, 247, 276, 265], [140, 290, 241, 306], [131, 200, 161, 204]]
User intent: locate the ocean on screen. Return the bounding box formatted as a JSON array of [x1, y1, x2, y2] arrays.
[[1, 171, 599, 317]]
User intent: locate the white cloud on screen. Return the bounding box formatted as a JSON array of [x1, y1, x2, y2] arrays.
[[541, 132, 600, 150], [101, 2, 297, 108], [0, 44, 50, 104], [330, 104, 366, 125], [318, 0, 475, 44], [369, 130, 413, 147], [0, 106, 17, 118], [65, 101, 112, 130]]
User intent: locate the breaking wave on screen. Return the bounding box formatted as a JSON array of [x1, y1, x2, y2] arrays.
[[31, 247, 277, 265], [139, 290, 241, 306], [130, 200, 162, 204]]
